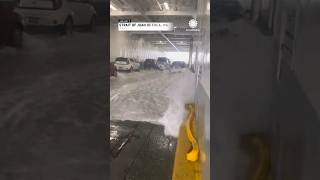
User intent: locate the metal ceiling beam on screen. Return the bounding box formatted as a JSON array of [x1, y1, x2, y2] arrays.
[[159, 43, 191, 46], [132, 33, 192, 37], [160, 47, 189, 49], [154, 0, 163, 10], [151, 44, 191, 46], [134, 6, 180, 52], [150, 41, 191, 44], [131, 38, 191, 41], [161, 46, 190, 48], [146, 11, 196, 16], [112, 0, 182, 52], [149, 41, 190, 43], [110, 10, 196, 16], [136, 35, 192, 38], [159, 33, 180, 51], [147, 39, 192, 42], [150, 38, 190, 40], [135, 36, 192, 40], [161, 48, 190, 52], [111, 11, 142, 16]]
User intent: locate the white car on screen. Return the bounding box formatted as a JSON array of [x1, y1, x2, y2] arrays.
[[114, 57, 140, 72], [14, 0, 97, 35]]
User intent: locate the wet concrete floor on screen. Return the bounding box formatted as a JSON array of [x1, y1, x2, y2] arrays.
[[110, 120, 177, 180]]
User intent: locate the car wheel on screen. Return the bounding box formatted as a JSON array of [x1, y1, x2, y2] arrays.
[[63, 17, 73, 35], [89, 16, 96, 32], [13, 26, 23, 48]]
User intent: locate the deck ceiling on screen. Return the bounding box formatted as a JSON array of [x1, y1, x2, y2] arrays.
[[110, 0, 198, 51]]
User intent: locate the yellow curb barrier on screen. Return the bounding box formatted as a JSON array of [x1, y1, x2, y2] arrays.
[[252, 137, 271, 180], [242, 134, 271, 180], [172, 103, 201, 180], [185, 104, 199, 162]]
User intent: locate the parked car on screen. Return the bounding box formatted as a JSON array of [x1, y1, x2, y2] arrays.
[[14, 0, 97, 35], [171, 61, 187, 69], [156, 57, 171, 70], [129, 58, 140, 71], [0, 0, 24, 48], [114, 57, 140, 72], [143, 58, 157, 69], [139, 61, 144, 69], [110, 62, 117, 77]]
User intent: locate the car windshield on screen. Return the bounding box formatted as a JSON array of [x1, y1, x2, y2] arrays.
[[157, 58, 167, 63], [115, 58, 128, 62], [115, 58, 128, 64]]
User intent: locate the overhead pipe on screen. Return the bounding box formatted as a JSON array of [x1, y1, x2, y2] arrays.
[[159, 32, 180, 52], [154, 0, 163, 11], [117, 0, 180, 52]]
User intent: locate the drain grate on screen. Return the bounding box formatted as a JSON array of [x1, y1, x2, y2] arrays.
[[110, 122, 139, 158]]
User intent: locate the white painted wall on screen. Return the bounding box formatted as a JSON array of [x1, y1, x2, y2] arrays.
[[110, 23, 163, 62], [192, 0, 211, 179], [110, 23, 129, 62], [164, 51, 190, 63], [125, 38, 163, 62]]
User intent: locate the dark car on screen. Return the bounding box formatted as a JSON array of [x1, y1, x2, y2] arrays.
[[156, 57, 171, 70], [0, 1, 23, 48], [143, 58, 157, 69], [110, 62, 117, 77], [171, 61, 187, 69]]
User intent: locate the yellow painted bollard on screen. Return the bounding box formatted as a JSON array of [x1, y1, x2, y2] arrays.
[[185, 104, 199, 162], [172, 103, 201, 180]]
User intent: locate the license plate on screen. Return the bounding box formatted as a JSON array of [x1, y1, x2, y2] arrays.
[[28, 17, 39, 24]]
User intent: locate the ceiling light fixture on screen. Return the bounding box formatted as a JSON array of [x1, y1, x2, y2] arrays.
[[110, 4, 117, 11], [163, 2, 169, 10]]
